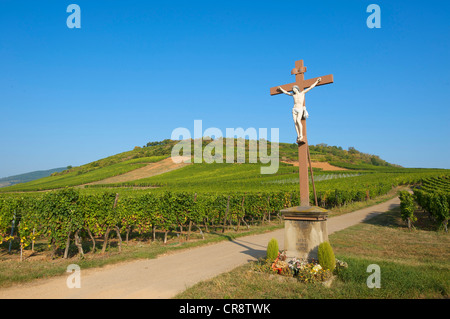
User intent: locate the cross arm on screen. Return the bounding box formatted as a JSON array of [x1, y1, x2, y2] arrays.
[[269, 74, 334, 96]]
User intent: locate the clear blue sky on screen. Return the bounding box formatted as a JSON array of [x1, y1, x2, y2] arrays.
[[1, 0, 449, 177]]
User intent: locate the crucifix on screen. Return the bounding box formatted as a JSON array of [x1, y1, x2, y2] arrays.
[[270, 59, 333, 207]]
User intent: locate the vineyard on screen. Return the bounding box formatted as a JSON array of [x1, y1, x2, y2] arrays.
[[82, 161, 449, 194], [400, 176, 450, 231], [0, 189, 295, 260], [1, 169, 449, 260], [0, 139, 448, 261], [0, 140, 402, 193]]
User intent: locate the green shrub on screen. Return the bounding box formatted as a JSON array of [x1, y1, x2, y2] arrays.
[[266, 238, 279, 261], [318, 241, 335, 271]]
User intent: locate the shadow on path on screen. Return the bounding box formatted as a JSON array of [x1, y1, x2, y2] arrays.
[[362, 203, 400, 227], [228, 239, 267, 260]]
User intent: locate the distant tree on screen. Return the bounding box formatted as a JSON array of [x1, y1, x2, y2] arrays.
[[146, 140, 173, 148], [370, 155, 387, 166]]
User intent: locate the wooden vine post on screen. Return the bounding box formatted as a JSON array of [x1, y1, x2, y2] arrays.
[[222, 196, 230, 233], [102, 193, 120, 254]]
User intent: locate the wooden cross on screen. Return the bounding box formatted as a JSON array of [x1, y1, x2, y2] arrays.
[[270, 59, 333, 207]]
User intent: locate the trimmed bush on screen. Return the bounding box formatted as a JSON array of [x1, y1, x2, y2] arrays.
[[318, 241, 335, 271], [266, 238, 279, 261]]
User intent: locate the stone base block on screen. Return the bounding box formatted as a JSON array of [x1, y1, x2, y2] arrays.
[[280, 206, 329, 261]]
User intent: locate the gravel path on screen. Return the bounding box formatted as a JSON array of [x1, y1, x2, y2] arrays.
[[0, 197, 400, 299]]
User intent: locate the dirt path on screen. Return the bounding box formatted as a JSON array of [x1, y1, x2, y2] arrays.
[[0, 197, 400, 299], [85, 156, 191, 185]]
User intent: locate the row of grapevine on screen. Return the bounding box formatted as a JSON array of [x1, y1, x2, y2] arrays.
[[414, 189, 449, 232], [399, 191, 417, 229], [313, 171, 447, 208], [399, 176, 449, 231], [0, 189, 298, 259]]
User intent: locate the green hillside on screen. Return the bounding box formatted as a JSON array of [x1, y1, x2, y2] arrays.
[[0, 156, 167, 192], [0, 167, 68, 188], [0, 138, 400, 193]]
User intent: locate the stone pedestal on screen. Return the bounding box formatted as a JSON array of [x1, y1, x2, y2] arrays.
[[280, 206, 329, 261]]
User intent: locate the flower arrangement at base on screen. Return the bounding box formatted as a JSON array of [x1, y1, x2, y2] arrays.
[[335, 259, 348, 269], [288, 258, 333, 284], [254, 251, 348, 285], [271, 251, 291, 276], [334, 258, 349, 276]]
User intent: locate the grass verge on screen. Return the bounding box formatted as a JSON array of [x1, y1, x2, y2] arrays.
[[175, 207, 449, 299]]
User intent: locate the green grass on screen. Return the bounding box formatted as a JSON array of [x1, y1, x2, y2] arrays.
[[175, 255, 448, 299], [175, 208, 450, 299]]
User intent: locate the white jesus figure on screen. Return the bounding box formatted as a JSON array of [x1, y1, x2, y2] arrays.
[[278, 77, 321, 143]]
